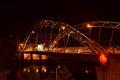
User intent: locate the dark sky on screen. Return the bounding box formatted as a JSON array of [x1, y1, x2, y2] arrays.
[[0, 0, 120, 39]]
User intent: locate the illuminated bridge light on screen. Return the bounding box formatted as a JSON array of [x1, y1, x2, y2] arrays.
[[85, 69, 89, 74], [38, 44, 44, 51], [32, 54, 40, 60], [18, 43, 24, 51], [28, 68, 30, 72], [23, 68, 28, 73], [24, 53, 31, 60], [42, 66, 47, 73], [32, 30, 35, 34], [41, 55, 47, 60], [86, 24, 91, 28], [99, 51, 108, 65], [61, 26, 66, 30], [36, 68, 39, 73]]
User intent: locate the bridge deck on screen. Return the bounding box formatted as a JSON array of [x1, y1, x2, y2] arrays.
[[20, 51, 101, 66]]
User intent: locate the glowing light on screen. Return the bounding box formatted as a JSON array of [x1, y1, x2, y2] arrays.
[[42, 66, 47, 72], [99, 51, 108, 65], [32, 31, 35, 34], [25, 46, 33, 51], [85, 69, 89, 74], [24, 53, 31, 60], [61, 26, 66, 30], [86, 24, 91, 28], [32, 54, 40, 60], [20, 43, 23, 46], [36, 68, 39, 73], [38, 44, 44, 51], [19, 43, 24, 50], [23, 68, 28, 73], [41, 55, 47, 60], [58, 65, 61, 69], [28, 68, 30, 72]]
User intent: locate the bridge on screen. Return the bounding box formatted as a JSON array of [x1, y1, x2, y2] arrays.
[[18, 20, 120, 80]]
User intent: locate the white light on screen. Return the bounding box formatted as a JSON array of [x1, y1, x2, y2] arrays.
[[44, 69, 47, 72], [38, 44, 44, 51], [85, 69, 89, 74], [28, 68, 30, 72], [42, 66, 47, 72], [61, 26, 66, 30], [36, 69, 39, 73]]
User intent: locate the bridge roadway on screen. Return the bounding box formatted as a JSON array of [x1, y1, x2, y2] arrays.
[[21, 51, 100, 64]]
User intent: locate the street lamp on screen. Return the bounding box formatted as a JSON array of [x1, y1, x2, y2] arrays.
[[87, 24, 91, 28], [61, 26, 66, 30], [86, 24, 92, 38]]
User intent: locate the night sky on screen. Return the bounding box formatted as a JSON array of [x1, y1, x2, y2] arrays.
[[0, 0, 120, 40]]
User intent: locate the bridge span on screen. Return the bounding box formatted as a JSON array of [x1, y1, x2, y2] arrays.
[[18, 20, 120, 80]]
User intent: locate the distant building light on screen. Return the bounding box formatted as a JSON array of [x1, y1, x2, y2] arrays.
[[85, 69, 89, 74], [28, 68, 30, 72], [42, 66, 47, 73], [32, 31, 35, 34], [36, 69, 39, 73], [23, 68, 28, 73], [58, 65, 61, 69]]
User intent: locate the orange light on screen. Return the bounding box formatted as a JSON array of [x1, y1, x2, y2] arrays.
[[86, 24, 91, 28], [42, 66, 47, 72], [32, 54, 40, 60], [18, 43, 24, 50], [23, 68, 28, 73], [41, 55, 47, 60], [99, 52, 108, 65], [32, 31, 35, 34], [24, 53, 31, 60], [61, 26, 66, 30]]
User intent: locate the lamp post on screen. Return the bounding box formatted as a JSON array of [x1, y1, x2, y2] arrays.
[[86, 24, 92, 38]]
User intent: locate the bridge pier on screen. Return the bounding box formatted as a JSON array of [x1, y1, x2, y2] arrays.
[[96, 54, 120, 80]]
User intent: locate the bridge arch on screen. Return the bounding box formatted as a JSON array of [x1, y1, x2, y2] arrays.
[[20, 20, 108, 56]]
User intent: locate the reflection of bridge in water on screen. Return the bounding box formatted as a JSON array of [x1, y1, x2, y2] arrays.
[[18, 20, 120, 80]]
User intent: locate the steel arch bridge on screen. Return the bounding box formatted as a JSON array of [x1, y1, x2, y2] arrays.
[[20, 20, 108, 54], [18, 20, 109, 65], [18, 20, 111, 80]]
